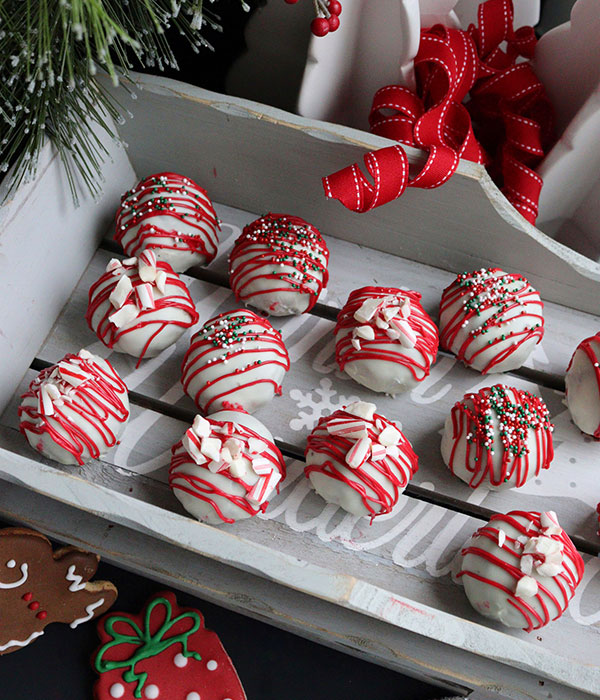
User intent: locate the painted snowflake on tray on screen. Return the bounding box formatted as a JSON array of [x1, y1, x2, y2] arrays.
[[289, 378, 359, 432]]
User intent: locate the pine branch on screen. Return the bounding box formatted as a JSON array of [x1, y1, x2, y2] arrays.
[[0, 0, 251, 204]]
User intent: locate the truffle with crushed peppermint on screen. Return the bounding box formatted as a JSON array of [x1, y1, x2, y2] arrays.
[[87, 251, 199, 365], [441, 384, 554, 490], [335, 286, 439, 394], [228, 213, 329, 316], [304, 401, 418, 520], [18, 349, 130, 465], [439, 267, 544, 373], [456, 510, 584, 631], [115, 172, 220, 273], [181, 309, 290, 415], [169, 411, 286, 524], [565, 332, 600, 439]]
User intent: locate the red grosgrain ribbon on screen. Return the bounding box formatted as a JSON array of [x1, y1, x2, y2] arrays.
[[322, 0, 553, 224]]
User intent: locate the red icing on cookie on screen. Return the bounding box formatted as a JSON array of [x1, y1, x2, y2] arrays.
[[304, 405, 418, 520], [457, 511, 584, 632], [93, 591, 246, 700], [335, 286, 438, 386], [115, 172, 219, 265], [19, 351, 129, 465], [228, 213, 329, 314]]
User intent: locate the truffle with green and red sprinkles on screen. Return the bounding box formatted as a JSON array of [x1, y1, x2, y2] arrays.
[[228, 213, 329, 316], [441, 384, 554, 490], [181, 308, 290, 414], [439, 267, 544, 373], [115, 172, 220, 273]]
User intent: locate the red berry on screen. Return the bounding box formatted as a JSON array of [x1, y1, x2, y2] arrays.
[[284, 0, 299, 4], [328, 1, 342, 15], [328, 14, 340, 31], [311, 17, 330, 36]]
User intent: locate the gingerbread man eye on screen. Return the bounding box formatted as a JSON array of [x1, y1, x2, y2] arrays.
[[6, 560, 16, 569]]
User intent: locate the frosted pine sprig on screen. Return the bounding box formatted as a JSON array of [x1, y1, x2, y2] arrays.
[[0, 0, 251, 204]]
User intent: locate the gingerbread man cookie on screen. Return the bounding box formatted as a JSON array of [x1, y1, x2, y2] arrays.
[[93, 591, 247, 700], [0, 528, 117, 654]]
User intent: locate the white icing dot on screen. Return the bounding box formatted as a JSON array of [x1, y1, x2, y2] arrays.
[[186, 694, 201, 700], [174, 653, 188, 668], [110, 683, 125, 698], [144, 684, 159, 699], [6, 560, 16, 568], [206, 659, 218, 671]]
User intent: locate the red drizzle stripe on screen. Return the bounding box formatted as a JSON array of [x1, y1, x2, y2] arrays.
[[169, 419, 286, 524], [18, 354, 129, 465], [86, 260, 199, 366], [229, 213, 329, 313], [181, 309, 290, 413], [115, 172, 219, 262], [439, 268, 544, 373], [335, 286, 439, 382], [304, 408, 418, 520], [457, 511, 584, 632]]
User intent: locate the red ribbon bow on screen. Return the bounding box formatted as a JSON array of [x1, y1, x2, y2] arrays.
[[322, 0, 553, 224]]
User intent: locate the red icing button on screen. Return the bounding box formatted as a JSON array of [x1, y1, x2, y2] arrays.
[[22, 592, 33, 602], [36, 611, 47, 620], [29, 601, 40, 611]]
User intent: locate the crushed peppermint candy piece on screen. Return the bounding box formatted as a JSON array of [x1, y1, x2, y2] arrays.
[[207, 459, 229, 474], [354, 297, 381, 323], [326, 417, 368, 440], [381, 306, 400, 322], [351, 338, 361, 351], [498, 529, 506, 547], [106, 258, 123, 273], [155, 270, 168, 294], [213, 421, 235, 437], [515, 575, 539, 598], [390, 317, 417, 348], [182, 429, 207, 465], [354, 325, 375, 340], [78, 348, 94, 360], [192, 415, 211, 438], [224, 437, 243, 459], [378, 424, 401, 447], [123, 257, 137, 266], [108, 303, 138, 329], [220, 446, 233, 464], [375, 315, 390, 330], [228, 458, 248, 478], [248, 470, 281, 505], [58, 361, 92, 388], [200, 436, 222, 462], [248, 436, 267, 454], [38, 383, 56, 416], [251, 455, 273, 476], [520, 554, 534, 575], [345, 401, 376, 421], [371, 443, 387, 461], [540, 511, 562, 535], [138, 249, 158, 282], [109, 274, 133, 309], [134, 282, 155, 310], [346, 437, 371, 469]]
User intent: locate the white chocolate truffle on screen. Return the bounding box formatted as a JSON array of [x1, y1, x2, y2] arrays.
[[441, 384, 554, 490], [169, 410, 286, 524], [228, 213, 329, 316], [181, 309, 290, 414], [87, 252, 199, 364], [439, 267, 544, 373], [457, 510, 584, 631], [115, 172, 219, 272], [565, 333, 600, 438], [18, 350, 130, 466], [304, 401, 418, 520], [335, 286, 438, 394]]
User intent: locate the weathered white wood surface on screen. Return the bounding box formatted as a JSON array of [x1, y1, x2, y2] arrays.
[[0, 132, 136, 415], [106, 72, 600, 314], [0, 413, 599, 697], [36, 214, 600, 549], [5, 482, 597, 700]]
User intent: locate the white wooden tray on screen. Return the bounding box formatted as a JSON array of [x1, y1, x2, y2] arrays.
[[1, 73, 599, 699]]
